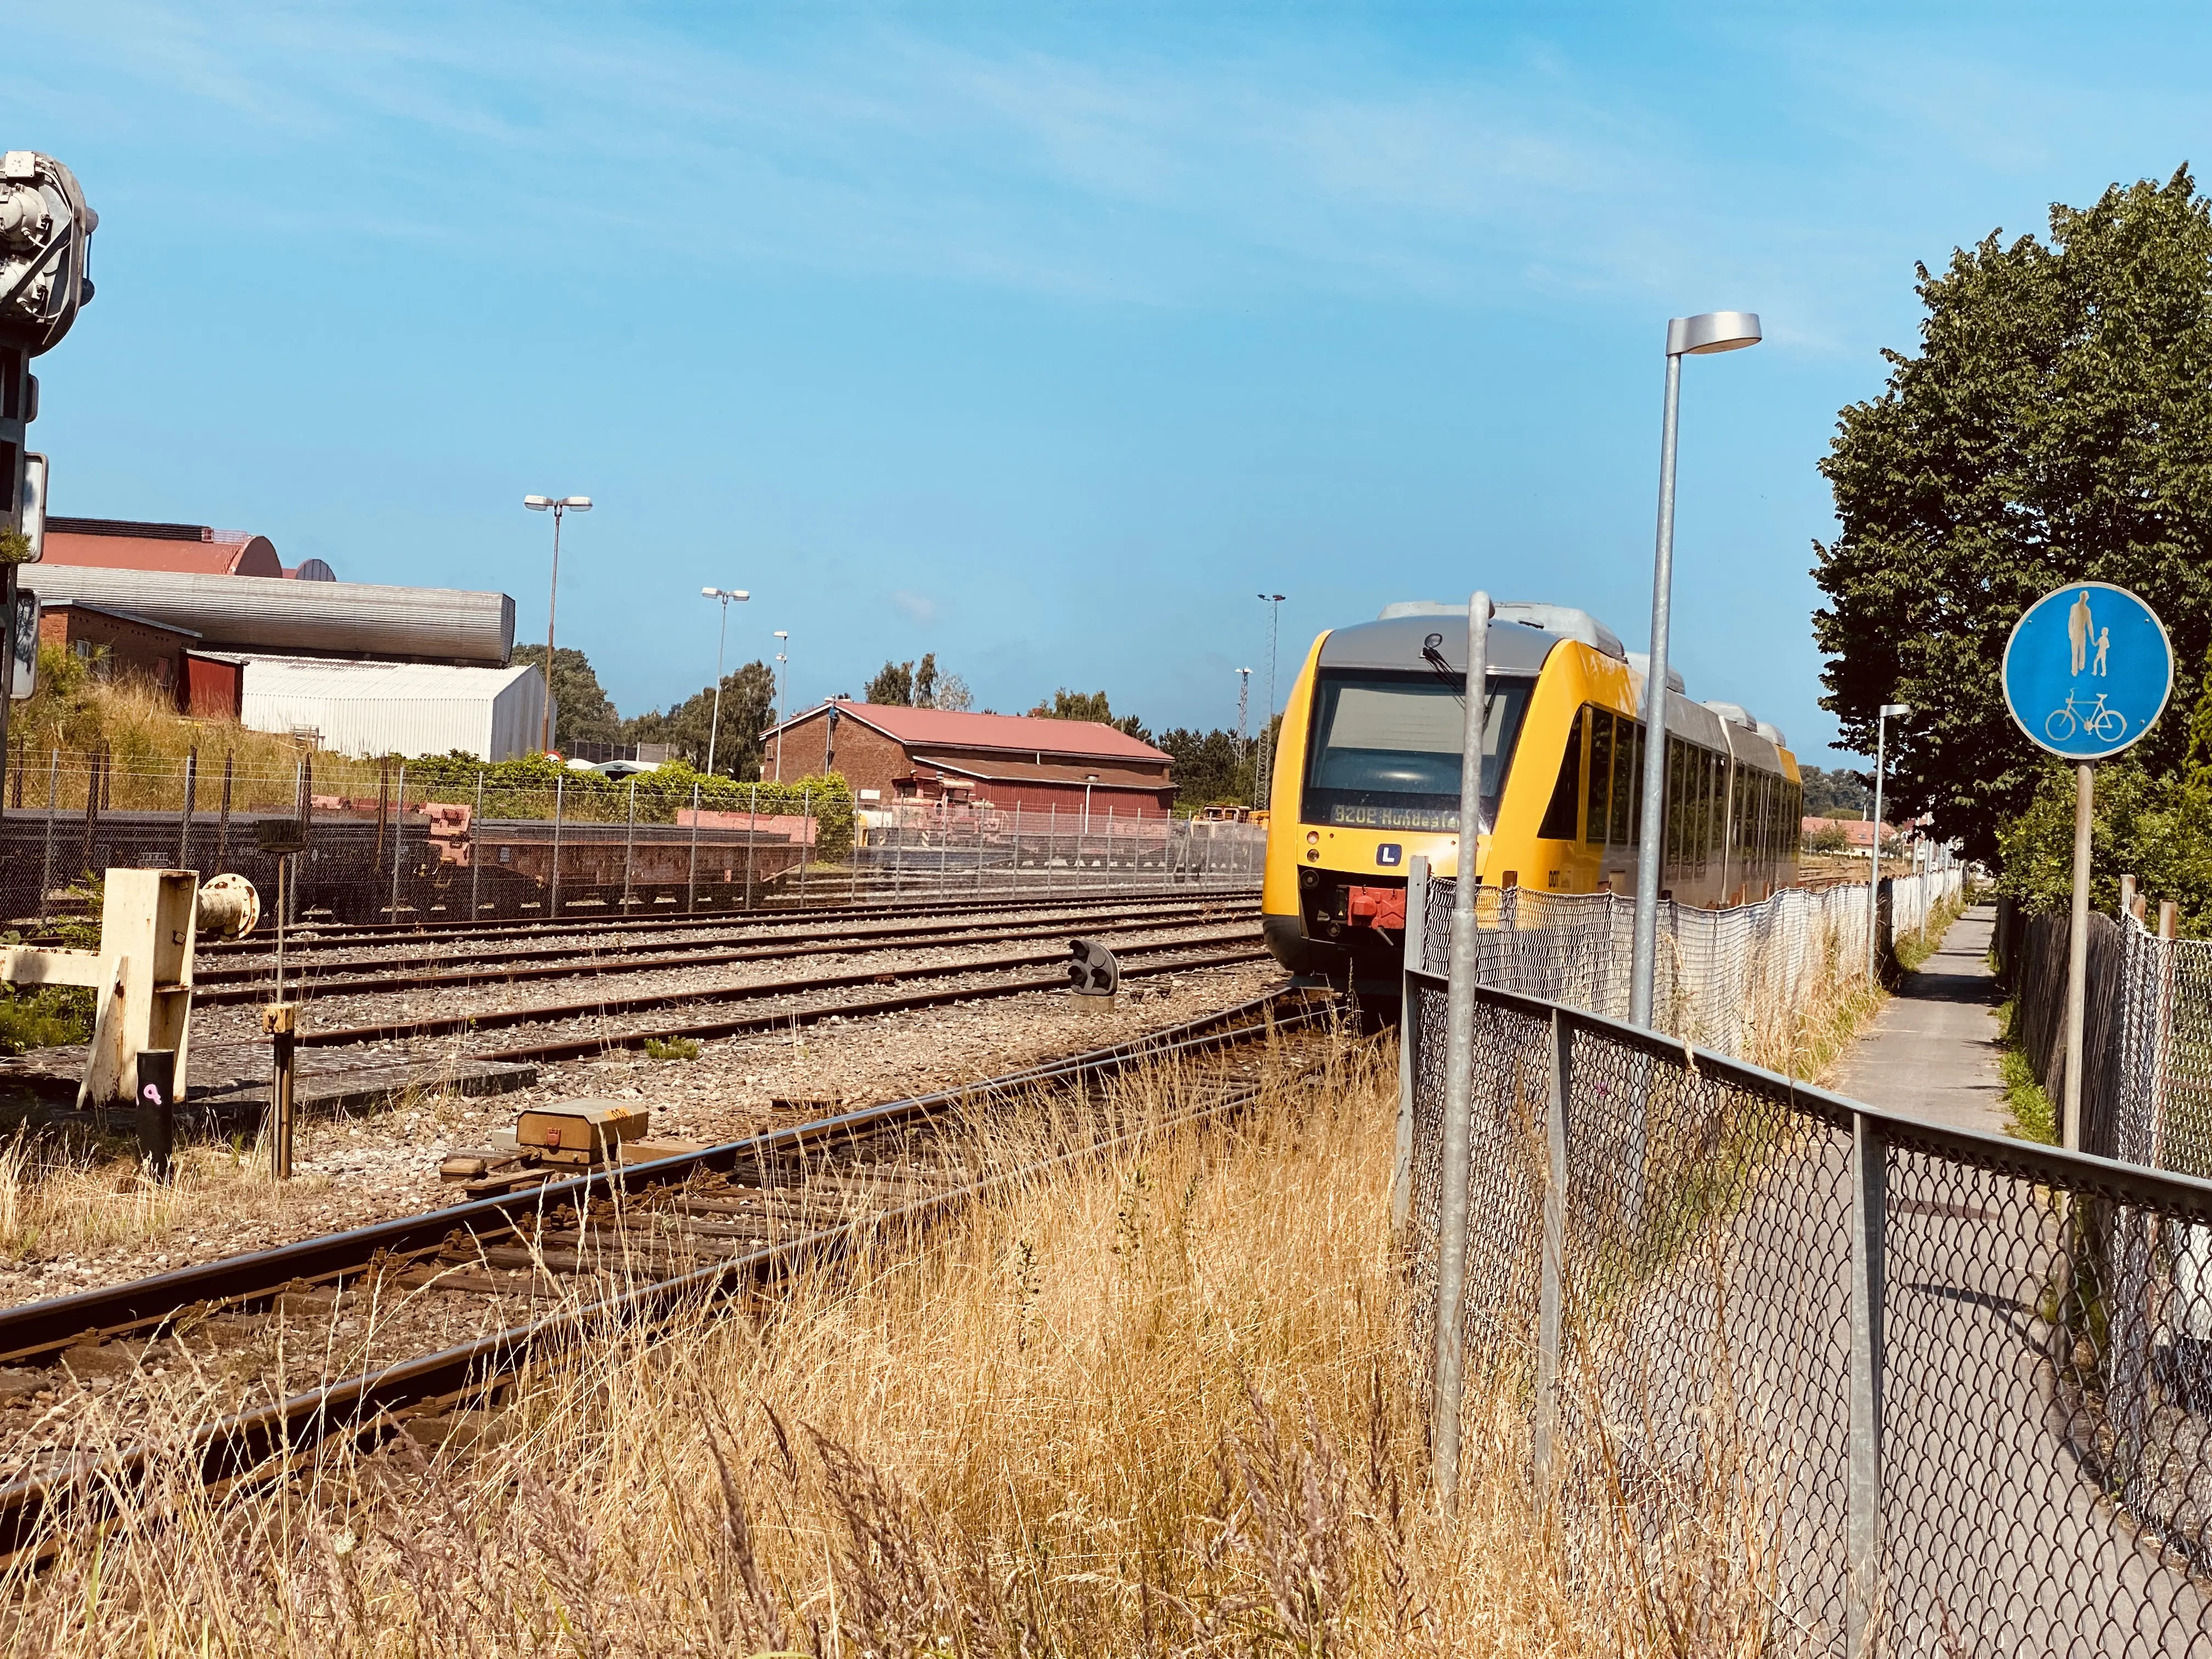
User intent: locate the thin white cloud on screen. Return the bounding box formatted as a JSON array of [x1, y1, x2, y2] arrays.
[[890, 589, 939, 624]]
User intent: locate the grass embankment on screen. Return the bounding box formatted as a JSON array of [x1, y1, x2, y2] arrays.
[[1, 1032, 1771, 1657], [6, 653, 855, 848]]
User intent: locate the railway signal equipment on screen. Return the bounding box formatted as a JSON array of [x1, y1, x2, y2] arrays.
[[0, 150, 96, 798], [1066, 937, 1120, 997], [0, 867, 259, 1114]]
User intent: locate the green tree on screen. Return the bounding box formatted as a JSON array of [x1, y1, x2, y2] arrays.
[[1997, 645, 2212, 933], [511, 645, 622, 749], [1799, 766, 1872, 820], [1029, 687, 1153, 745], [867, 659, 915, 706], [1814, 167, 2212, 860], [624, 660, 776, 778], [1158, 726, 1259, 809]]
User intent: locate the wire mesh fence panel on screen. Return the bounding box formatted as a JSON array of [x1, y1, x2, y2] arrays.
[[1412, 870, 1960, 1065], [1405, 973, 2212, 1656]]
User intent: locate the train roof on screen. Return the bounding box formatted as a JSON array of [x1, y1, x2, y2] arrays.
[[1322, 601, 1790, 755]]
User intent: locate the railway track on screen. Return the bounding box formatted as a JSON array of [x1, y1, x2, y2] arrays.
[[191, 893, 1247, 1002], [0, 989, 1332, 1561], [195, 882, 1261, 960]]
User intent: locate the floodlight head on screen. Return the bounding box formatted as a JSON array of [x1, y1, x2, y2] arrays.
[[774, 630, 788, 640], [1880, 702, 1912, 719], [560, 496, 592, 511], [1666, 312, 1763, 356], [524, 495, 551, 510], [701, 586, 718, 597]]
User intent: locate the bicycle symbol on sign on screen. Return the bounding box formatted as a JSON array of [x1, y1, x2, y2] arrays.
[[2046, 690, 2129, 744]]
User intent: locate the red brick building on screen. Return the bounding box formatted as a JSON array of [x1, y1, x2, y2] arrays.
[[36, 600, 241, 717], [761, 702, 1177, 817]]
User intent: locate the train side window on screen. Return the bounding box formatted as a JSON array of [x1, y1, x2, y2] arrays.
[[1539, 708, 1584, 840], [1611, 720, 1636, 844], [1586, 710, 1613, 844], [1707, 752, 1725, 865]]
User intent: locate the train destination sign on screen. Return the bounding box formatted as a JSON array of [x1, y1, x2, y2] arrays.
[[2001, 582, 2172, 761]]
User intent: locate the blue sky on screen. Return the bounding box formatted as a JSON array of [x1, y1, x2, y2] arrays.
[[12, 3, 2210, 759]]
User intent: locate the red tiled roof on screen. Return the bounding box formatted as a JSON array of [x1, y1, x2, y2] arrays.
[[911, 753, 1173, 789], [42, 531, 284, 578], [774, 702, 1170, 763]]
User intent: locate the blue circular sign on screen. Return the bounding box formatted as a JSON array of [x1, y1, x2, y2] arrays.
[[2002, 583, 2172, 760]]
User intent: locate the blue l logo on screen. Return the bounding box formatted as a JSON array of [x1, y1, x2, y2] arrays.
[[1376, 843, 1402, 867]]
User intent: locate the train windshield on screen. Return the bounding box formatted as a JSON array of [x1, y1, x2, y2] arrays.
[[1301, 670, 1534, 833]]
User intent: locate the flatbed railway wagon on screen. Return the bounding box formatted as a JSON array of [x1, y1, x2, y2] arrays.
[[0, 804, 809, 926], [1261, 600, 1803, 1007]]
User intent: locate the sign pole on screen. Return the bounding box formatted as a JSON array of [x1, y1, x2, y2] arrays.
[[2062, 760, 2094, 1152], [2000, 582, 2172, 1153]]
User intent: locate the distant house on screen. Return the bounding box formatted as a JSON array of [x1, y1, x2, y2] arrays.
[[762, 702, 1176, 818], [1802, 815, 1897, 850]]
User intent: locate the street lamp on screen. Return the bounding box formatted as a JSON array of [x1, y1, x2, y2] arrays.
[[523, 494, 591, 755], [1867, 702, 1912, 984], [700, 586, 751, 777], [772, 631, 789, 781], [1627, 311, 1762, 1030], [1084, 772, 1099, 831], [1256, 595, 1286, 809]]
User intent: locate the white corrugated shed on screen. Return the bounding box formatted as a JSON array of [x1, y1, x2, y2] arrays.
[[217, 656, 547, 760]]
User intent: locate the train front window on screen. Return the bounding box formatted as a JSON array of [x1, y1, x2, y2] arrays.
[[1301, 670, 1534, 833]]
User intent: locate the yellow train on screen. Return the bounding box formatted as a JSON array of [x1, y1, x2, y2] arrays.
[[1261, 601, 1803, 1005]]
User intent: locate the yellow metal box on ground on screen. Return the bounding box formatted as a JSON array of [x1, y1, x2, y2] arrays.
[[516, 1101, 652, 1167]]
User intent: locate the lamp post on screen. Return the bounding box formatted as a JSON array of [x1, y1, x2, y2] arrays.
[[1866, 701, 1911, 985], [1084, 773, 1098, 831], [523, 494, 591, 755], [1256, 595, 1285, 809], [1627, 312, 1761, 1030], [699, 586, 751, 776], [772, 631, 789, 781]]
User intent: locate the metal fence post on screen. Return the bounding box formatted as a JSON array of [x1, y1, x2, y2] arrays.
[[177, 749, 198, 871], [1533, 1006, 1571, 1507], [1431, 590, 1491, 1509], [215, 751, 233, 873], [550, 773, 564, 919], [37, 750, 55, 927], [389, 761, 407, 922], [1847, 1109, 1887, 1655], [686, 781, 701, 915], [1392, 854, 1431, 1239], [800, 785, 811, 905], [622, 777, 637, 911], [745, 783, 757, 912], [470, 768, 485, 920]]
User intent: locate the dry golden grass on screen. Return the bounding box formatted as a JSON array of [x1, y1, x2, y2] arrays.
[[0, 1128, 331, 1262], [0, 1030, 1778, 1657], [8, 663, 392, 812]]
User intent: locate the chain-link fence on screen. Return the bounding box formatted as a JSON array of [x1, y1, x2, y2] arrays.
[[851, 809, 1262, 900], [2001, 901, 2212, 1186], [1406, 865, 1963, 1067], [1404, 973, 2212, 1655], [0, 749, 1263, 927]]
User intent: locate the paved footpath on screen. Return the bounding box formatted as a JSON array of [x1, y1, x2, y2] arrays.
[[1830, 901, 2210, 1654], [1835, 900, 2009, 1133]]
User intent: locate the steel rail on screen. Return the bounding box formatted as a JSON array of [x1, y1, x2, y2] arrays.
[[284, 926, 1263, 1051], [190, 898, 1240, 1002], [195, 881, 1260, 955], [0, 990, 1330, 1559]]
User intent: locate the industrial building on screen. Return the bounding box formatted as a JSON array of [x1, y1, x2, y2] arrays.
[[42, 516, 335, 580], [216, 656, 546, 761], [25, 514, 538, 759], [761, 702, 1177, 816]]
